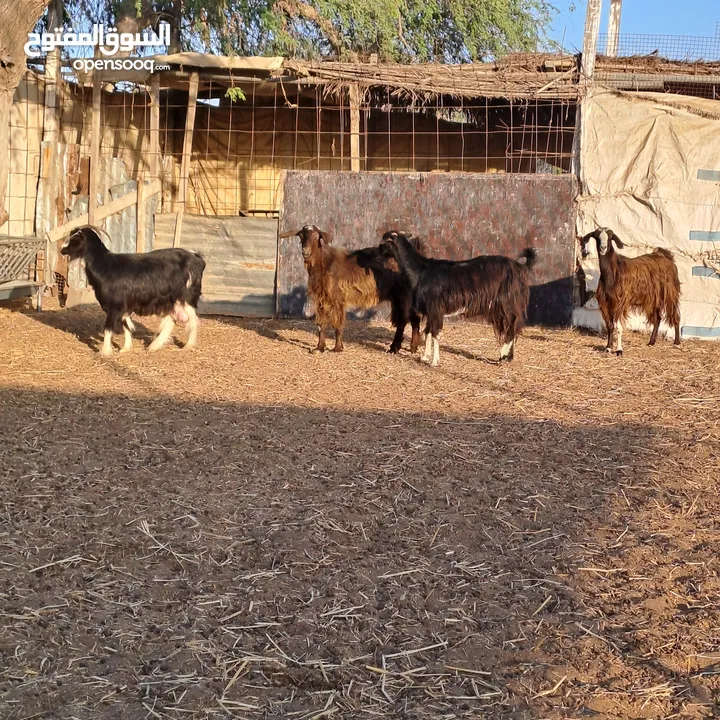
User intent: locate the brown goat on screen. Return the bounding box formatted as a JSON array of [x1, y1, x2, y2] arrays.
[[283, 225, 421, 353], [580, 228, 681, 356]]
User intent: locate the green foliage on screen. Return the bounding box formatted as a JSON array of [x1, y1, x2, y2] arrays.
[[181, 0, 556, 61], [225, 86, 247, 102], [55, 0, 557, 63]]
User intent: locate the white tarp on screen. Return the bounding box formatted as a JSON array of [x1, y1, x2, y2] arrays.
[[575, 87, 720, 340]]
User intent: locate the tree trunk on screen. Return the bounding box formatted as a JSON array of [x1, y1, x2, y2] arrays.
[[0, 1, 50, 228], [170, 0, 182, 53]]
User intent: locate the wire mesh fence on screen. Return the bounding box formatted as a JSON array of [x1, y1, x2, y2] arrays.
[[70, 79, 577, 216], [595, 30, 720, 100], [598, 27, 720, 62]]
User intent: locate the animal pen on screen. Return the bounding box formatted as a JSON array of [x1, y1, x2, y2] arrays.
[[5, 48, 720, 330], [3, 25, 720, 720]]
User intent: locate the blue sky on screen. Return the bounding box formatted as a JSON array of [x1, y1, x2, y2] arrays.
[[550, 0, 720, 52]]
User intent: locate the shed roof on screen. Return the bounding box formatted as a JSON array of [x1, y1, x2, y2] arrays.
[[95, 52, 720, 101]]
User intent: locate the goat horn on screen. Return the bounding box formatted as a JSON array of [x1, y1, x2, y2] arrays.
[[278, 228, 301, 238]]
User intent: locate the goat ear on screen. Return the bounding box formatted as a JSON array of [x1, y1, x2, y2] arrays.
[[611, 233, 625, 249], [318, 230, 333, 245]]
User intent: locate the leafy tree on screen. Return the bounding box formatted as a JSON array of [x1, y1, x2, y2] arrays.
[[58, 0, 556, 62]]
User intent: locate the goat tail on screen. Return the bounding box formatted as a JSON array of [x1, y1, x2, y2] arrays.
[[655, 247, 675, 261], [518, 248, 538, 272]]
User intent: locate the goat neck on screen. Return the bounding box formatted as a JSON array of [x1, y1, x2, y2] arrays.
[[597, 235, 619, 292], [392, 235, 426, 288]]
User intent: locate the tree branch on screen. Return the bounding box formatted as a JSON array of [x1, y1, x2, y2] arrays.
[[275, 0, 345, 56]]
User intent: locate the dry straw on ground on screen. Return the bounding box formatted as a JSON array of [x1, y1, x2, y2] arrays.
[[1, 300, 719, 719]]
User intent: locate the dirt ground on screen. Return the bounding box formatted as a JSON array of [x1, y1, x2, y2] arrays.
[[1, 299, 719, 720]]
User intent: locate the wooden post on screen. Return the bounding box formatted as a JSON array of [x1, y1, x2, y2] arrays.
[[349, 83, 360, 172], [581, 0, 603, 82], [89, 72, 102, 226], [136, 177, 146, 253], [42, 0, 63, 142], [606, 0, 623, 57], [149, 74, 160, 180], [174, 71, 199, 248]]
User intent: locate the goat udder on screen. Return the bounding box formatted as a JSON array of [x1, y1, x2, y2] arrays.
[[171, 301, 190, 324]]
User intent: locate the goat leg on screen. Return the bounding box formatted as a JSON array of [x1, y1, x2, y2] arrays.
[[421, 332, 433, 363], [648, 310, 660, 345], [409, 316, 421, 353], [605, 321, 615, 353], [119, 315, 135, 354], [500, 337, 516, 362], [614, 321, 624, 356], [313, 325, 327, 353], [148, 315, 175, 352], [388, 322, 406, 354], [101, 330, 114, 358], [430, 335, 441, 367], [101, 312, 122, 358], [332, 327, 344, 352]]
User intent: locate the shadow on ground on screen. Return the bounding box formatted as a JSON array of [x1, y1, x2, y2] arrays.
[[1, 386, 717, 719]]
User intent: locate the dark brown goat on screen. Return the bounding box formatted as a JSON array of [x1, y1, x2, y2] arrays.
[[282, 225, 421, 353], [380, 231, 537, 365], [580, 228, 681, 355]]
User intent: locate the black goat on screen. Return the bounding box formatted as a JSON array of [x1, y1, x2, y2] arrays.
[[60, 226, 205, 357], [349, 243, 423, 353], [380, 231, 537, 365]]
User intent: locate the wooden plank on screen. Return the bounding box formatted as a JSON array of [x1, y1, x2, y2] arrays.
[[581, 0, 602, 82], [149, 74, 161, 180], [89, 72, 102, 225], [173, 207, 185, 249], [136, 177, 146, 253], [174, 71, 199, 248], [606, 0, 623, 57], [349, 83, 360, 172], [48, 179, 161, 243]]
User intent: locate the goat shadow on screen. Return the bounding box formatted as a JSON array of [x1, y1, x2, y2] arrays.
[[24, 305, 189, 353]]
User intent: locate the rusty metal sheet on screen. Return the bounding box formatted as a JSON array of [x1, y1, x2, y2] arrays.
[[278, 171, 577, 326]]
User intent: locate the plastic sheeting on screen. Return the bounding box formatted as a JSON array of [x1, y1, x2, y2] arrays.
[[575, 87, 720, 340]]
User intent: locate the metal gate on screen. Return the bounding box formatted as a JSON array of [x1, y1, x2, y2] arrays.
[[154, 214, 277, 317]]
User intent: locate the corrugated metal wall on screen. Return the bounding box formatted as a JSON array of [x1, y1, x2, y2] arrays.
[[278, 171, 577, 326], [154, 215, 277, 317]]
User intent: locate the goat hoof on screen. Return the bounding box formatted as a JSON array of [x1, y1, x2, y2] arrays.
[[387, 345, 400, 354], [615, 350, 623, 357], [119, 346, 132, 354], [331, 346, 344, 353], [100, 349, 114, 359]]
